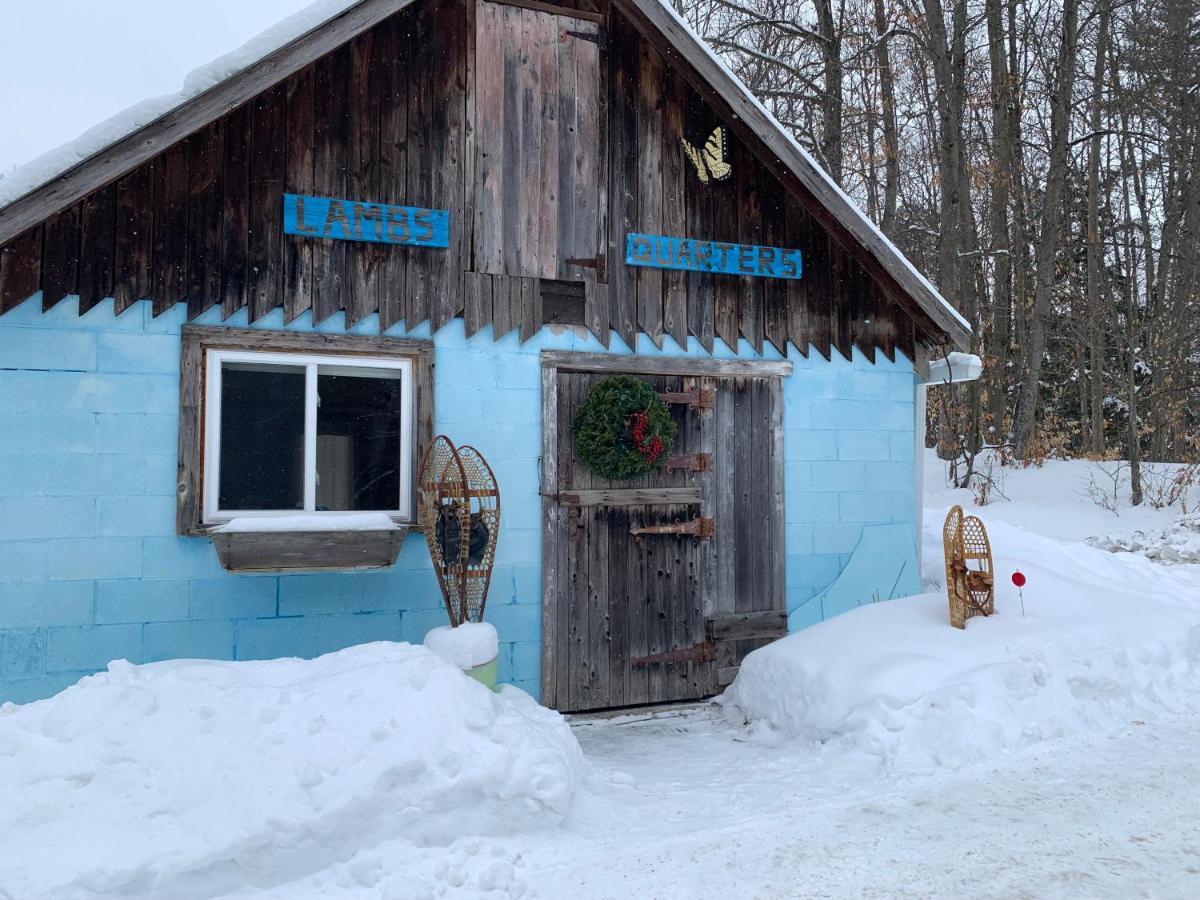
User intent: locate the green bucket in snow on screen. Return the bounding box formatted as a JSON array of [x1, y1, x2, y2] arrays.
[[466, 656, 498, 690]]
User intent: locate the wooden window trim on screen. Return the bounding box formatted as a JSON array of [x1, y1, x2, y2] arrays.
[[539, 350, 795, 378], [177, 325, 434, 537]]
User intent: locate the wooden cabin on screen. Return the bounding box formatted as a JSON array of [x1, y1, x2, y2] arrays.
[[0, 0, 969, 709]]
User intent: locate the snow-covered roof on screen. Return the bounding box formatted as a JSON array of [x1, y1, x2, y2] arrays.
[[0, 0, 970, 348]]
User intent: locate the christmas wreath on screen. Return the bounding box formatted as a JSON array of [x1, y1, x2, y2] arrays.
[[573, 375, 678, 480]]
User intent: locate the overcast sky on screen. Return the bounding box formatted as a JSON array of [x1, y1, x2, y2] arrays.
[[0, 0, 313, 175]]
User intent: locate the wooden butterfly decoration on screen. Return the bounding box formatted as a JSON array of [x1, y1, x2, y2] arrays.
[[681, 126, 732, 184]]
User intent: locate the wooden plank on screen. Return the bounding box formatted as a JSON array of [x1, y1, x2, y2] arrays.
[[555, 20, 578, 282], [807, 224, 832, 359], [784, 195, 810, 356], [536, 8, 560, 280], [151, 141, 188, 316], [635, 39, 663, 347], [461, 0, 478, 307], [486, 0, 605, 23], [586, 498, 611, 707], [474, 0, 505, 275], [518, 6, 544, 280], [492, 274, 517, 338], [696, 375, 718, 695], [557, 487, 702, 506], [463, 270, 491, 337], [181, 324, 433, 358], [661, 64, 688, 350], [540, 362, 560, 707], [683, 84, 714, 352], [177, 330, 204, 534], [78, 184, 116, 314], [705, 610, 787, 642], [518, 275, 542, 342], [0, 0, 424, 248], [212, 529, 405, 573], [762, 183, 789, 356], [345, 30, 382, 326], [113, 162, 155, 314], [608, 12, 638, 349], [283, 70, 315, 324], [768, 376, 786, 617], [540, 349, 793, 377], [0, 226, 42, 313], [831, 244, 852, 360], [221, 104, 251, 319], [735, 148, 762, 353], [186, 121, 225, 320], [430, 0, 467, 328], [312, 48, 349, 323], [41, 206, 80, 310], [406, 2, 435, 326], [247, 85, 286, 322], [377, 11, 409, 331]]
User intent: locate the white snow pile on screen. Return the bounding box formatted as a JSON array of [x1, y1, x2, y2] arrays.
[[0, 642, 584, 899], [1088, 514, 1200, 565], [425, 622, 500, 668], [722, 517, 1200, 773], [212, 512, 400, 533]]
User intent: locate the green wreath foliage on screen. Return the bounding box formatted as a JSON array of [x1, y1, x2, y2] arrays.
[[573, 375, 678, 480]]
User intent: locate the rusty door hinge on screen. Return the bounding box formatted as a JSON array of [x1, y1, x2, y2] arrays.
[[630, 517, 715, 540], [564, 254, 607, 281], [630, 641, 717, 666], [666, 452, 713, 473], [657, 388, 715, 409]]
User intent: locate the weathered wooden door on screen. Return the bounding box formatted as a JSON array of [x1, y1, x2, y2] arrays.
[[473, 1, 603, 281], [542, 357, 788, 713]]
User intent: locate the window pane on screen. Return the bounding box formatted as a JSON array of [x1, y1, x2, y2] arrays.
[[316, 367, 403, 511], [219, 363, 305, 510]]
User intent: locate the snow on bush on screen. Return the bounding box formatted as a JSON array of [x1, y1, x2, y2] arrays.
[[1089, 514, 1200, 565], [722, 519, 1200, 772], [0, 643, 584, 899], [424, 622, 500, 668]]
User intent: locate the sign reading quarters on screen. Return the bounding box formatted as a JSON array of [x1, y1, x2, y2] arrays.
[[626, 233, 802, 280], [283, 194, 450, 248]]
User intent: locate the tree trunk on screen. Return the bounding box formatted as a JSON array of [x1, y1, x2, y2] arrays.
[[1085, 0, 1110, 454], [873, 0, 900, 233]]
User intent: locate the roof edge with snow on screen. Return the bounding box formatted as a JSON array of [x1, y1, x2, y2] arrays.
[[0, 0, 970, 350]]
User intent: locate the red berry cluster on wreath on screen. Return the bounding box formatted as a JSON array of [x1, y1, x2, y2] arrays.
[[630, 411, 665, 464]]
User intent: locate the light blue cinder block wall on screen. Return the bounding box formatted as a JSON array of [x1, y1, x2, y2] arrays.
[[0, 293, 916, 705]]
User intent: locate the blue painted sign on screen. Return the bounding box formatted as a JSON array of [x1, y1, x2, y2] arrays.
[[626, 232, 803, 280], [283, 193, 450, 248]]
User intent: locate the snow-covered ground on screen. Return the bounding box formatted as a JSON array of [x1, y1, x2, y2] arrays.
[[4, 452, 1200, 899]]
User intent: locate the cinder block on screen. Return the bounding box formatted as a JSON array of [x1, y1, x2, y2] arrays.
[[317, 612, 404, 654], [808, 461, 867, 493], [0, 497, 96, 539], [838, 492, 894, 524], [98, 496, 176, 537], [507, 678, 540, 700], [0, 327, 95, 371], [836, 371, 891, 399], [482, 601, 540, 643], [785, 523, 814, 556], [140, 537, 221, 579], [861, 461, 916, 493], [2, 582, 93, 630], [399, 607, 456, 645], [355, 570, 444, 610], [141, 456, 178, 496], [791, 553, 842, 591], [784, 462, 813, 497], [786, 492, 840, 524], [813, 523, 865, 555], [277, 573, 363, 616], [494, 528, 540, 567], [891, 492, 917, 524], [96, 333, 181, 374], [486, 388, 540, 424], [0, 541, 48, 581], [46, 623, 143, 672], [0, 372, 176, 415], [889, 431, 916, 461], [95, 579, 189, 624], [48, 456, 149, 497], [235, 617, 320, 661], [190, 577, 278, 620], [45, 539, 142, 580], [1, 629, 46, 679], [784, 431, 837, 461], [509, 640, 541, 684], [144, 620, 235, 663], [0, 455, 49, 497], [4, 413, 97, 454], [0, 671, 85, 705], [786, 593, 823, 631], [98, 414, 177, 455], [837, 430, 892, 462]]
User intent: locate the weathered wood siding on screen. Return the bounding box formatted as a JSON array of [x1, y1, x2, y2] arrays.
[[0, 0, 921, 362]]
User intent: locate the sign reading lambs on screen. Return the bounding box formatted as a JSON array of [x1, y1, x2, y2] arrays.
[[625, 233, 803, 280], [283, 193, 450, 248]]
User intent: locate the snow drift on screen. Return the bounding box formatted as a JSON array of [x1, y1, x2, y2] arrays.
[[0, 643, 584, 899], [722, 518, 1200, 772]]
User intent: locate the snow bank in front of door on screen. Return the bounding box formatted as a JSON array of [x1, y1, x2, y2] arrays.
[[0, 642, 585, 899], [721, 517, 1200, 773]]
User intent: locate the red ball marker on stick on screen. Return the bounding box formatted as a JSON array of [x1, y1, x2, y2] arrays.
[[1011, 570, 1027, 616]]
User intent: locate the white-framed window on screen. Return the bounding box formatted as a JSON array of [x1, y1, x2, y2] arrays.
[[201, 349, 415, 525]]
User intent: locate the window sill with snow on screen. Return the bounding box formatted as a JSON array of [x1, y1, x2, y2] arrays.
[[209, 513, 408, 574]]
